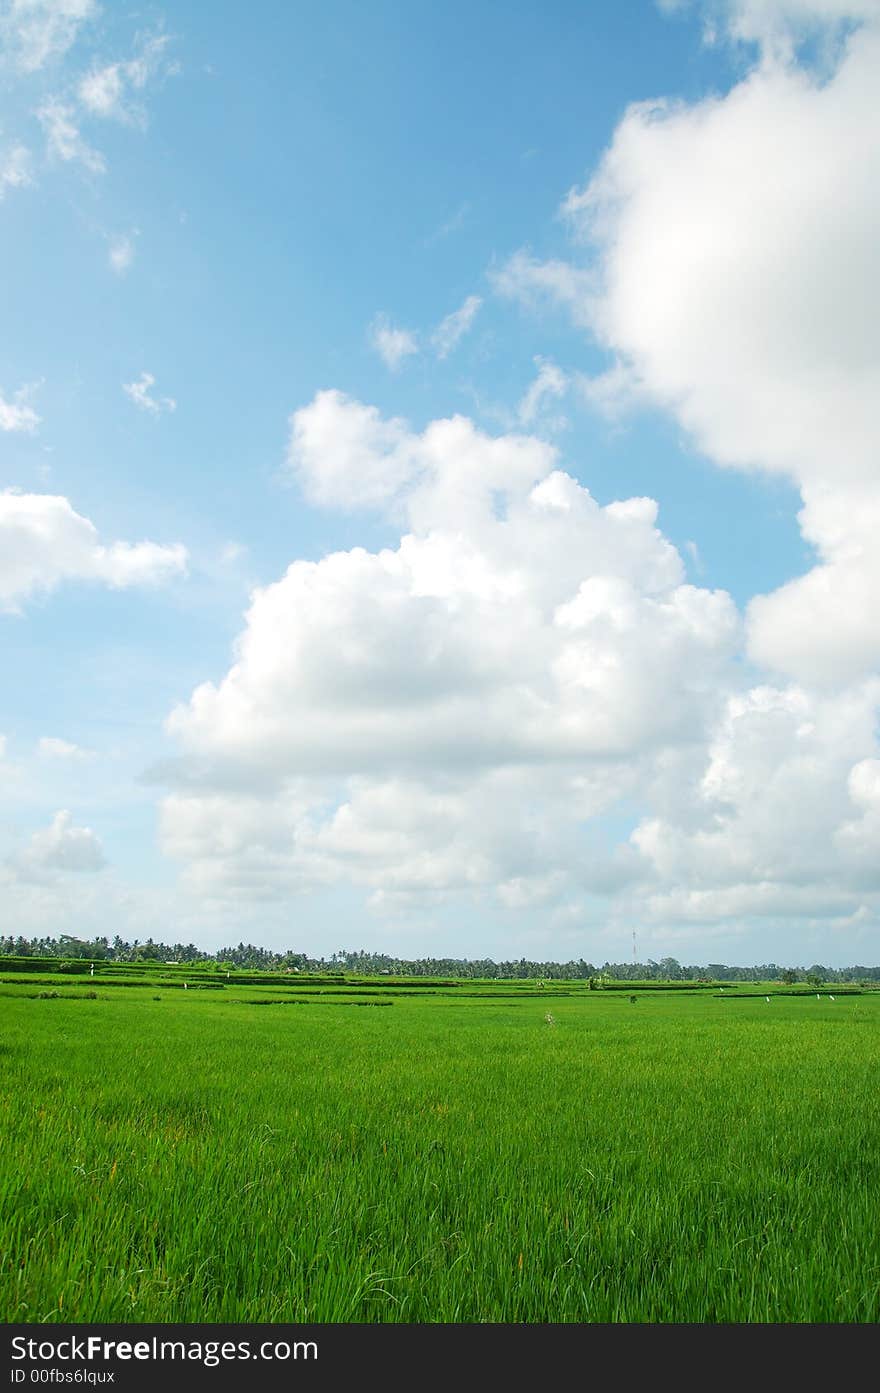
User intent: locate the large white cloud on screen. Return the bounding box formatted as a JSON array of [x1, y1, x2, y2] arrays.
[[161, 1, 880, 949], [568, 21, 880, 476], [530, 0, 880, 932], [631, 681, 880, 912], [497, 3, 880, 690], [0, 490, 188, 610], [163, 391, 738, 906]]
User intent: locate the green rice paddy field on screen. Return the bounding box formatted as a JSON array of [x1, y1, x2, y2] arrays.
[[1, 965, 878, 1323]]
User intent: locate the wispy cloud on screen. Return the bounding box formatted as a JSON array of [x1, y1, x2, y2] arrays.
[[431, 294, 482, 360], [108, 231, 136, 275], [577, 361, 643, 421], [424, 201, 469, 246], [37, 98, 105, 173], [220, 541, 247, 565], [371, 295, 484, 371], [369, 314, 419, 372], [1, 0, 98, 73], [0, 383, 40, 433], [78, 34, 172, 127], [684, 540, 704, 576], [490, 248, 595, 327], [516, 356, 569, 428], [123, 372, 176, 415], [0, 142, 33, 198], [38, 736, 93, 759], [28, 27, 176, 186], [78, 62, 128, 118]]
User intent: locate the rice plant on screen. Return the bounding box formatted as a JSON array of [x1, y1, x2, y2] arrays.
[[1, 975, 877, 1322]]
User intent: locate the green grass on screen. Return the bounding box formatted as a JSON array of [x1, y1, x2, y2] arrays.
[[1, 974, 878, 1322]]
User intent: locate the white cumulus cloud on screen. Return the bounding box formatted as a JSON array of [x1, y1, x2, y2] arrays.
[[631, 679, 880, 922], [162, 392, 738, 908], [514, 6, 880, 690], [0, 490, 188, 610], [287, 389, 415, 510], [155, 0, 880, 948]]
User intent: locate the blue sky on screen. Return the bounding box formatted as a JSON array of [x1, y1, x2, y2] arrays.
[[2, 0, 879, 965]]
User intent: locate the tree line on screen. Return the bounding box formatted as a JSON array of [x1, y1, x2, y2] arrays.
[[1, 934, 878, 982]]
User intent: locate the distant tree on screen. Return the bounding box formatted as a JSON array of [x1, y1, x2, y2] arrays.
[[133, 939, 161, 961]]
